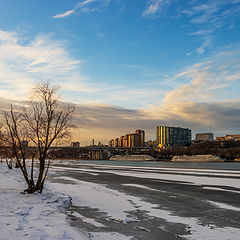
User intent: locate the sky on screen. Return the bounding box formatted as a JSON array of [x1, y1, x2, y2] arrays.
[[0, 0, 240, 145]]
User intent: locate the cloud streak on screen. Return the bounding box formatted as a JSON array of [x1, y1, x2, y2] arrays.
[[52, 0, 108, 19], [164, 50, 240, 104], [182, 0, 240, 30], [143, 0, 170, 17], [53, 10, 75, 19]]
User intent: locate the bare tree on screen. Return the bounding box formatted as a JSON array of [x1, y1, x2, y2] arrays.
[[3, 83, 75, 193]]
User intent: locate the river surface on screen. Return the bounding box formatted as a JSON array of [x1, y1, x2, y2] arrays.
[[49, 160, 240, 240], [67, 160, 240, 170]]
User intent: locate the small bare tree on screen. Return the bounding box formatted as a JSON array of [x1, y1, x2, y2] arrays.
[[3, 83, 74, 193]]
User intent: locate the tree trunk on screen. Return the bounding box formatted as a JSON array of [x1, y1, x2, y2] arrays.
[[35, 158, 45, 191]]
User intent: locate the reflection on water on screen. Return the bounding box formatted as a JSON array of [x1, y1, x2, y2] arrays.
[[73, 160, 240, 170]]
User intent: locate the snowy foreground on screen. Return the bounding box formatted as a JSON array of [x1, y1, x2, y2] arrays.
[[0, 162, 89, 240], [1, 161, 240, 240]]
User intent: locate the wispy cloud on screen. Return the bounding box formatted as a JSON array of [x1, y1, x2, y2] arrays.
[[53, 10, 75, 19], [189, 29, 214, 36], [180, 0, 240, 55], [182, 0, 240, 30], [143, 0, 170, 17], [0, 29, 170, 107], [52, 0, 110, 19], [197, 38, 211, 54], [0, 29, 94, 100], [163, 48, 240, 104]]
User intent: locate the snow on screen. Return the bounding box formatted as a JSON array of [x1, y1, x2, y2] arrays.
[[52, 165, 240, 189], [207, 201, 240, 212], [0, 162, 134, 240], [88, 232, 134, 240], [63, 162, 240, 174], [49, 175, 240, 240], [122, 183, 163, 192], [50, 176, 137, 222], [0, 163, 89, 240], [67, 211, 106, 227], [203, 186, 240, 194], [1, 161, 240, 240]]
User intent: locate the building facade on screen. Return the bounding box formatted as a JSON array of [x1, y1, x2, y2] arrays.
[[195, 133, 214, 141], [216, 134, 240, 141], [71, 142, 80, 148], [135, 129, 145, 147], [157, 126, 191, 148], [109, 129, 145, 148]]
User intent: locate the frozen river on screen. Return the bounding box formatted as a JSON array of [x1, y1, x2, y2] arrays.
[[48, 160, 240, 240]]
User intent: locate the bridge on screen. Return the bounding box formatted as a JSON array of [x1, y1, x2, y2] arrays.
[[48, 146, 156, 160]]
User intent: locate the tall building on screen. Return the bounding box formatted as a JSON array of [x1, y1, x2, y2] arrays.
[[157, 126, 191, 148], [128, 134, 139, 148], [113, 138, 119, 147], [123, 135, 128, 147], [135, 129, 145, 147], [195, 133, 214, 141], [118, 136, 124, 147], [109, 139, 113, 147]]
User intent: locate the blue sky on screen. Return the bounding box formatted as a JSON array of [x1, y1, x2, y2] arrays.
[[0, 0, 240, 144]]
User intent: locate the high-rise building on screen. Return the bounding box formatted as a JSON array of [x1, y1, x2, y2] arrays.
[[109, 139, 113, 147], [127, 134, 138, 148], [113, 138, 119, 147], [118, 136, 124, 147], [156, 126, 191, 148], [123, 135, 129, 147], [135, 129, 145, 147]]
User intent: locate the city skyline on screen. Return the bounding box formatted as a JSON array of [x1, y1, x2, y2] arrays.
[[0, 0, 240, 144]]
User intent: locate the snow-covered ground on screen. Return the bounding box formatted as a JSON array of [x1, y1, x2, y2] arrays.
[[0, 162, 89, 240], [0, 162, 133, 240], [1, 161, 240, 240]]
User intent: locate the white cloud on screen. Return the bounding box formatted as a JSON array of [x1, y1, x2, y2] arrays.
[[52, 0, 110, 19], [53, 10, 75, 19], [0, 29, 173, 108], [163, 49, 240, 104], [0, 30, 94, 100], [76, 0, 96, 7], [182, 0, 240, 29], [189, 29, 214, 36], [0, 30, 17, 43], [197, 39, 211, 54], [143, 0, 170, 17]]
